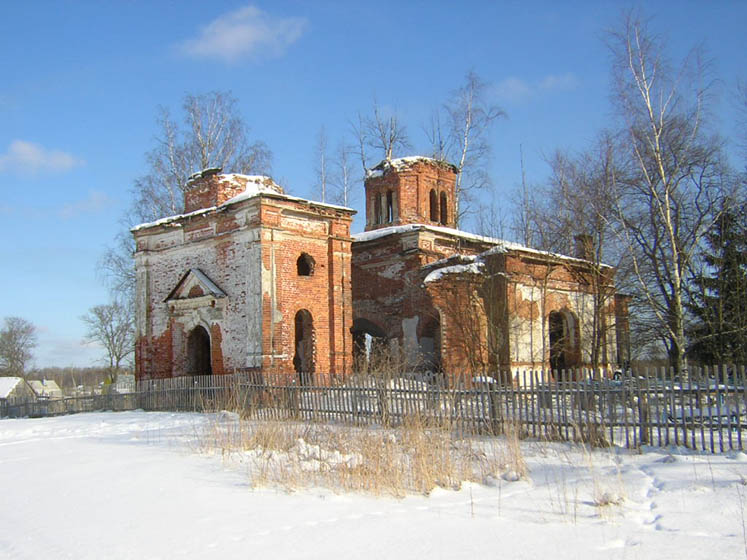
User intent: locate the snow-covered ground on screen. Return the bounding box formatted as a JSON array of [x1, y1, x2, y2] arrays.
[[0, 411, 745, 559]]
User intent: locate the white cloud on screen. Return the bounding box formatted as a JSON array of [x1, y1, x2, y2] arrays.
[[539, 73, 579, 91], [58, 190, 113, 219], [178, 4, 307, 62], [0, 140, 84, 174], [493, 73, 579, 103], [494, 77, 534, 103]]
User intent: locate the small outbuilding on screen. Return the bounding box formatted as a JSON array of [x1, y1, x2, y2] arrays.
[[0, 377, 35, 402]]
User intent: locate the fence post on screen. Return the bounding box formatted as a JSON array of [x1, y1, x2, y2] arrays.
[[638, 390, 649, 446]]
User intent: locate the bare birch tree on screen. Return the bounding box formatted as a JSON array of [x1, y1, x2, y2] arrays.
[[329, 141, 357, 207], [424, 109, 449, 162], [100, 91, 272, 302], [443, 71, 505, 227], [352, 99, 411, 172], [313, 126, 329, 202], [131, 91, 272, 223], [608, 13, 727, 374], [541, 132, 631, 371], [509, 145, 542, 248]]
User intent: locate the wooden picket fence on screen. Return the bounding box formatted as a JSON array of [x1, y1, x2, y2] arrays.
[[2, 366, 745, 453]]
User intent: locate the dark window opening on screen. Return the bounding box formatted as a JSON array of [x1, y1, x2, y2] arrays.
[[386, 190, 394, 223], [297, 253, 315, 276], [374, 193, 382, 225], [439, 192, 448, 225], [429, 189, 438, 221]]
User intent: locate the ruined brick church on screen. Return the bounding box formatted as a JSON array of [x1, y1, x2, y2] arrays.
[[133, 157, 629, 383]]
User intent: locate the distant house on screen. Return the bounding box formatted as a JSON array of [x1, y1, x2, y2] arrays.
[[28, 379, 63, 399], [0, 377, 35, 402]]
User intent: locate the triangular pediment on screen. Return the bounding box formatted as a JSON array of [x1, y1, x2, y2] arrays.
[[164, 268, 227, 302]]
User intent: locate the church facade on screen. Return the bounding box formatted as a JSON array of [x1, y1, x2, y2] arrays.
[[132, 157, 629, 384]]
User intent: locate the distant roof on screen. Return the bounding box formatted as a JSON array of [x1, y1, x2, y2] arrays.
[[132, 173, 354, 232], [366, 156, 458, 179], [28, 379, 63, 397], [0, 377, 24, 399]]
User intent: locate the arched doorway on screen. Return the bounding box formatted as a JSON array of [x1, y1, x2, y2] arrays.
[[294, 310, 315, 384], [187, 325, 212, 376], [419, 316, 442, 374], [548, 310, 578, 379]]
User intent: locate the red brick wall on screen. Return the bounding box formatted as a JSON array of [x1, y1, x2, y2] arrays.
[[257, 198, 354, 382]]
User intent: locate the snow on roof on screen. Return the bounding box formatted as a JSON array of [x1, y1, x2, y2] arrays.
[[423, 261, 485, 284], [0, 377, 23, 399], [365, 156, 458, 179], [186, 167, 222, 183], [353, 224, 423, 243], [218, 174, 285, 199], [132, 173, 354, 232], [131, 206, 216, 232], [353, 223, 610, 267]]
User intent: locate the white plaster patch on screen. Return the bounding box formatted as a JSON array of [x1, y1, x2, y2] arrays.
[[378, 261, 405, 280]]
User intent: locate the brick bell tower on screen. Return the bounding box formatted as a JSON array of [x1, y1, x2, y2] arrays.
[[363, 156, 458, 232]]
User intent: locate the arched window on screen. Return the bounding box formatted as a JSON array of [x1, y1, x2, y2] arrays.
[[429, 189, 438, 222], [386, 190, 394, 223], [439, 192, 448, 225], [297, 253, 315, 276]]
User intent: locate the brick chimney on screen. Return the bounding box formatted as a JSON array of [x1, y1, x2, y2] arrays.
[[184, 168, 244, 213]]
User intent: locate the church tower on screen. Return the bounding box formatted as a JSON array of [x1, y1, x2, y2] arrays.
[[363, 157, 458, 232]]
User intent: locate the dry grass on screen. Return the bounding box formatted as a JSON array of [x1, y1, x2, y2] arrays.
[[582, 442, 627, 517], [500, 421, 529, 480], [195, 412, 528, 497]]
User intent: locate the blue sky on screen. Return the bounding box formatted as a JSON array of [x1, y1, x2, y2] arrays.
[[1, 1, 745, 368]]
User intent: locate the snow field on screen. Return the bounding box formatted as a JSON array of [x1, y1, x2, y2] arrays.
[[0, 411, 745, 559]]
